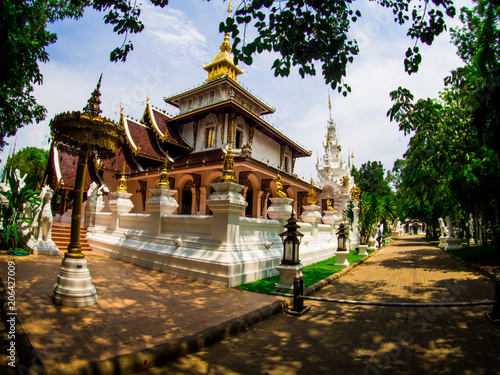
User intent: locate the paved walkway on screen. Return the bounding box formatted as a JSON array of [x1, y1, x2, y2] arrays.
[[1, 236, 498, 374], [0, 250, 281, 374], [138, 236, 500, 375]]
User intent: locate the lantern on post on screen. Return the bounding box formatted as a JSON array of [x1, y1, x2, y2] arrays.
[[279, 213, 304, 265], [337, 223, 347, 251]]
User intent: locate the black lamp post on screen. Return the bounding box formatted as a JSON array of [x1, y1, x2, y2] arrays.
[[279, 213, 304, 265], [337, 223, 347, 251], [360, 225, 367, 246], [279, 213, 310, 316]]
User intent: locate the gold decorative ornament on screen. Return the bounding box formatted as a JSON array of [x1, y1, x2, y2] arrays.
[[116, 162, 128, 193], [306, 179, 316, 205], [49, 75, 125, 262], [351, 185, 361, 202], [156, 154, 171, 189], [326, 195, 334, 211], [202, 0, 243, 82], [340, 175, 350, 188], [50, 75, 124, 159], [220, 146, 237, 183], [275, 173, 287, 198]]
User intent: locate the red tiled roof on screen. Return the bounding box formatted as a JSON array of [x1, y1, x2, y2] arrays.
[[55, 150, 94, 191], [150, 107, 191, 149], [124, 118, 166, 160], [100, 145, 141, 174]]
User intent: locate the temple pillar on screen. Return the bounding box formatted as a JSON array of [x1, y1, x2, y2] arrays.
[[206, 181, 247, 245], [146, 187, 179, 236], [256, 190, 264, 218], [350, 201, 360, 250], [300, 205, 322, 238], [267, 197, 294, 225], [108, 191, 134, 231]]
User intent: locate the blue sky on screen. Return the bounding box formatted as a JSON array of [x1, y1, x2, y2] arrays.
[[1, 0, 470, 181]]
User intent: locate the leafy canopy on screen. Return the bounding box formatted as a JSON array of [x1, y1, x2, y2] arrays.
[[387, 0, 500, 241], [222, 0, 457, 96], [1, 147, 49, 189], [1, 0, 458, 151]]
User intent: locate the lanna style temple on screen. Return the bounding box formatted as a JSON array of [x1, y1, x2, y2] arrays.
[[41, 8, 357, 287], [44, 32, 312, 223]]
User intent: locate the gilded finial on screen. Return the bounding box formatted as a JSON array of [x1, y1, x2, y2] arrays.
[[350, 185, 361, 202], [83, 74, 103, 116], [326, 195, 334, 211], [156, 153, 170, 189], [116, 162, 128, 193], [306, 179, 316, 205], [220, 146, 237, 183], [275, 173, 287, 198]]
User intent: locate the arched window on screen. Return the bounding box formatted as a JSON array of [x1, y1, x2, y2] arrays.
[[205, 126, 215, 149], [235, 128, 243, 149]]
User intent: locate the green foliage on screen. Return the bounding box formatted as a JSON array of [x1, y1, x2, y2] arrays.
[[2, 0, 457, 149], [2, 147, 49, 189], [446, 244, 499, 265], [222, 0, 456, 96], [0, 168, 40, 249], [0, 0, 168, 150], [359, 192, 397, 238], [352, 161, 392, 196], [387, 0, 500, 243]]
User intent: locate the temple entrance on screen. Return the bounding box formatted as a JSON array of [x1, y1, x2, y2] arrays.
[[245, 188, 253, 217], [181, 181, 193, 214]]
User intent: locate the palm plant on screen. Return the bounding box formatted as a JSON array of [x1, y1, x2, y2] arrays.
[[359, 192, 398, 239], [0, 168, 40, 249]]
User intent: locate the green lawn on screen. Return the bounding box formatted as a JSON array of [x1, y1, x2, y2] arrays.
[[423, 236, 499, 264], [236, 250, 374, 294], [446, 244, 499, 264]]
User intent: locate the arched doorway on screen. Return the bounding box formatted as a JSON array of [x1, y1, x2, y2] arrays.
[[181, 180, 193, 214]]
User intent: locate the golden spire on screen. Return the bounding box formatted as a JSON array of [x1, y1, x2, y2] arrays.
[[83, 74, 103, 116], [220, 146, 237, 183], [116, 162, 128, 193], [156, 153, 171, 189], [203, 0, 243, 82]]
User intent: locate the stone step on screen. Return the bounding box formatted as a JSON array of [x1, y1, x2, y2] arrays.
[[51, 223, 92, 252]]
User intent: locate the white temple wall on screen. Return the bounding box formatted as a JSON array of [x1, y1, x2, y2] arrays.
[[88, 200, 337, 287], [252, 131, 281, 167]]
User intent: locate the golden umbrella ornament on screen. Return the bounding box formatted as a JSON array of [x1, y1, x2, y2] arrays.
[[51, 75, 124, 306]]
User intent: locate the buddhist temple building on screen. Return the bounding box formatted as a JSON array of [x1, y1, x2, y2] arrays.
[[44, 29, 313, 224], [41, 7, 351, 287]]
